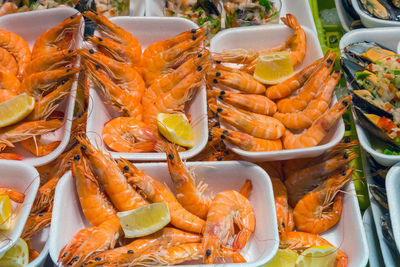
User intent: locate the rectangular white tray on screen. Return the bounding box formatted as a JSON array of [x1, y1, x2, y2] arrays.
[[86, 17, 208, 161], [0, 7, 82, 166], [49, 161, 279, 266], [386, 162, 400, 253], [339, 27, 400, 166], [0, 160, 40, 256], [209, 24, 344, 162]]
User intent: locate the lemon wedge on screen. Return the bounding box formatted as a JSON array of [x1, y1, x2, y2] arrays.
[[254, 51, 294, 85], [0, 194, 12, 230], [295, 245, 337, 267], [263, 249, 298, 267], [117, 202, 170, 238], [0, 94, 35, 128], [0, 238, 29, 267], [157, 113, 195, 148]]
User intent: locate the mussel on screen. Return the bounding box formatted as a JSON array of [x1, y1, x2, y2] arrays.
[[353, 106, 400, 149], [344, 41, 396, 64], [369, 184, 389, 209], [359, 0, 400, 21], [393, 0, 400, 8], [367, 154, 389, 186], [381, 213, 400, 256], [342, 0, 361, 20], [197, 0, 220, 17]]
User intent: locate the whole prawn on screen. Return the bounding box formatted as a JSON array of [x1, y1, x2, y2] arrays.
[[271, 177, 294, 238]]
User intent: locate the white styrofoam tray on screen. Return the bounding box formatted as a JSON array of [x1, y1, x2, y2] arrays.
[[386, 162, 400, 253], [86, 17, 208, 161], [49, 161, 279, 266], [0, 160, 40, 256], [209, 24, 344, 162], [361, 150, 400, 266], [335, 0, 354, 32], [362, 207, 386, 267], [28, 228, 49, 267], [131, 0, 145, 16], [340, 27, 400, 166], [351, 0, 400, 28], [145, 0, 317, 35], [0, 7, 81, 166]]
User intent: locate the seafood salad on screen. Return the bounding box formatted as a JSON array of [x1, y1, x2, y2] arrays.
[[342, 41, 400, 152]]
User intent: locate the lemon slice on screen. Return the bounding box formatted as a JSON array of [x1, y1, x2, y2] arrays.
[[295, 245, 337, 267], [254, 51, 294, 85], [0, 194, 12, 230], [263, 249, 298, 267], [117, 202, 170, 238], [0, 94, 35, 128], [0, 238, 29, 267], [157, 113, 195, 148]]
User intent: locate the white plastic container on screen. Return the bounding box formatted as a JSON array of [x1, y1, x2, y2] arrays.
[[335, 0, 354, 32], [146, 0, 317, 35], [49, 161, 279, 266], [386, 162, 400, 253], [362, 207, 386, 267], [0, 8, 82, 166], [86, 17, 208, 161], [209, 24, 344, 162], [351, 0, 400, 28], [340, 28, 400, 166], [131, 0, 146, 16], [27, 228, 49, 267], [0, 160, 40, 255]]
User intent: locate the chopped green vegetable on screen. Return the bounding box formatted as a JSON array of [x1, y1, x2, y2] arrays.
[[375, 60, 383, 65], [259, 0, 271, 11], [395, 137, 400, 143], [392, 76, 400, 88], [356, 72, 371, 79], [394, 70, 400, 75]]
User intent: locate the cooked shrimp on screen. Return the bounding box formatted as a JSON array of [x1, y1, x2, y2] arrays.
[[24, 49, 78, 76], [274, 71, 341, 130], [0, 153, 24, 160], [280, 232, 348, 267], [0, 29, 31, 79], [102, 117, 157, 153], [132, 243, 246, 266], [21, 211, 52, 241], [0, 187, 25, 203], [84, 227, 201, 266], [277, 53, 336, 113], [120, 159, 205, 233], [59, 151, 120, 267], [283, 95, 351, 149], [0, 47, 18, 76], [202, 190, 255, 264], [0, 119, 62, 151], [83, 11, 142, 66], [20, 67, 79, 98], [212, 127, 283, 152], [78, 137, 149, 212], [0, 2, 17, 17], [209, 103, 286, 139], [281, 14, 306, 68], [141, 27, 205, 85], [285, 152, 357, 207], [0, 89, 16, 102], [20, 138, 61, 157], [212, 46, 284, 66], [240, 179, 253, 199], [32, 14, 82, 59], [0, 68, 21, 94], [207, 65, 266, 94], [31, 176, 60, 215], [265, 57, 323, 100], [293, 168, 353, 234], [166, 144, 212, 219], [209, 88, 277, 115], [271, 177, 294, 238]]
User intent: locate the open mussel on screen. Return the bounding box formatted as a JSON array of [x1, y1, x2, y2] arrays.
[[344, 41, 397, 64], [343, 0, 361, 20], [367, 154, 389, 185], [353, 106, 400, 150], [369, 184, 389, 209], [359, 0, 400, 21], [381, 213, 400, 256]]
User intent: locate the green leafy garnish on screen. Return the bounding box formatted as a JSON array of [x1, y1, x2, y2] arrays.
[[375, 60, 383, 65], [259, 0, 271, 11], [394, 70, 400, 75], [356, 72, 371, 79]]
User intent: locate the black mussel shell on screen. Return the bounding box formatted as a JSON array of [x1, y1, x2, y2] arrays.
[[366, 154, 389, 186], [76, 0, 97, 38], [381, 213, 400, 256], [353, 106, 400, 150], [344, 41, 395, 64], [197, 0, 220, 17], [341, 57, 366, 89], [353, 90, 393, 119], [359, 0, 400, 21], [369, 184, 389, 209], [342, 0, 361, 19]]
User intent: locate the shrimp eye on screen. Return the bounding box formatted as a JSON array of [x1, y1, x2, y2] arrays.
[[344, 136, 351, 143], [73, 256, 79, 261], [218, 95, 224, 100], [46, 117, 51, 121], [216, 72, 221, 77], [68, 49, 73, 53], [191, 29, 197, 33], [343, 153, 349, 159], [342, 170, 347, 176], [206, 249, 211, 256], [61, 79, 67, 85], [220, 135, 225, 139], [208, 136, 213, 141], [95, 64, 101, 70], [222, 130, 228, 135], [123, 165, 129, 171], [66, 69, 72, 73], [127, 250, 134, 254], [215, 113, 219, 118], [198, 53, 203, 58], [98, 37, 103, 42], [216, 60, 221, 64], [62, 252, 67, 258], [327, 59, 333, 64], [39, 213, 44, 217], [70, 14, 77, 19], [168, 154, 174, 160], [81, 145, 87, 151], [343, 100, 348, 106], [89, 49, 95, 54], [197, 66, 203, 71], [213, 79, 218, 84], [74, 155, 81, 161], [224, 150, 230, 155], [217, 107, 223, 112], [281, 222, 285, 227], [220, 90, 225, 95], [191, 35, 197, 41], [95, 257, 101, 261]]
